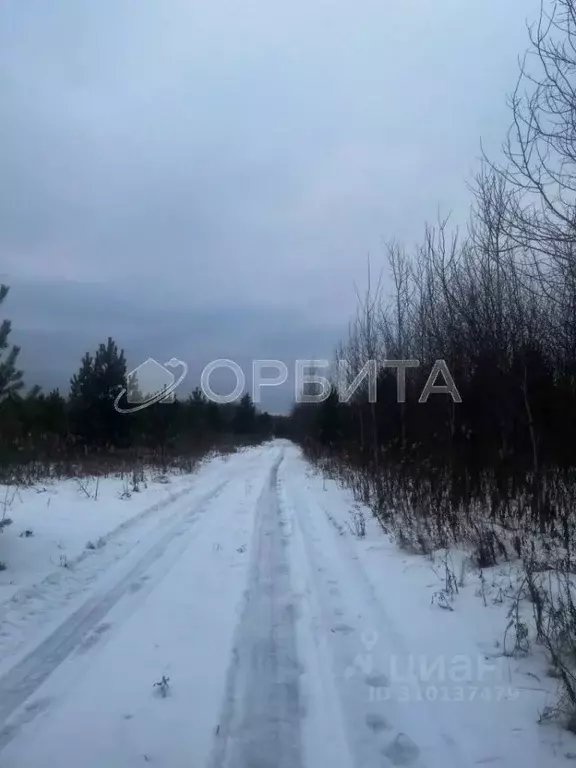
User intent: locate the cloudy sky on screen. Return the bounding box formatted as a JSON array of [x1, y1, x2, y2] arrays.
[[1, 0, 538, 411]]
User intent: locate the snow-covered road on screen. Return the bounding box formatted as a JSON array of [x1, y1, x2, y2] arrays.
[[0, 442, 573, 767]]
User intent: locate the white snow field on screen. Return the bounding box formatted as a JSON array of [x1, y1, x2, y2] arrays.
[[0, 441, 574, 767]]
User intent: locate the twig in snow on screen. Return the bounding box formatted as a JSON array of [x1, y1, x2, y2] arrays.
[[153, 675, 170, 698], [75, 477, 92, 499]]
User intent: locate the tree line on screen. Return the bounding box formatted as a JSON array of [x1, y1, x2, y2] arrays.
[[290, 0, 576, 718], [291, 0, 576, 536], [287, 2, 576, 721], [0, 289, 276, 472]]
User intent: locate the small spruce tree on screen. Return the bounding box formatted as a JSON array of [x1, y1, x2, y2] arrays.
[[0, 285, 23, 401]]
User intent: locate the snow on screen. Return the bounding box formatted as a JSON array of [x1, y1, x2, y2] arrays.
[[0, 447, 265, 670], [0, 441, 574, 766], [280, 449, 576, 766], [0, 471, 198, 603]]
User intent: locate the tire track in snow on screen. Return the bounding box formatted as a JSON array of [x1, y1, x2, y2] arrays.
[[0, 477, 231, 751], [210, 451, 304, 768], [282, 462, 469, 768]]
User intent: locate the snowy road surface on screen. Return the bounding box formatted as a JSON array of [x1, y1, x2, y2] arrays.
[[0, 442, 573, 767]]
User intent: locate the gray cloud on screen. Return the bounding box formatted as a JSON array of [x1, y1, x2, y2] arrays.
[[5, 277, 343, 412], [0, 0, 540, 410]]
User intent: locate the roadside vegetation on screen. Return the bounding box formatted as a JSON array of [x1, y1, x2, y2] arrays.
[[0, 288, 275, 488], [290, 0, 576, 727]]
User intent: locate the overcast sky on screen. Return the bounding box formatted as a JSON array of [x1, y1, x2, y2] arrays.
[[0, 0, 539, 412]]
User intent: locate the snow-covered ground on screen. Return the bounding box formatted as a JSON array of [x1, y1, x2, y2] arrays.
[[0, 441, 573, 766], [0, 467, 206, 604]]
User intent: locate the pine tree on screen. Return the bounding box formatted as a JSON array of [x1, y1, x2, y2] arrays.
[[126, 370, 144, 404], [70, 337, 128, 448], [232, 393, 257, 434], [0, 285, 23, 400]]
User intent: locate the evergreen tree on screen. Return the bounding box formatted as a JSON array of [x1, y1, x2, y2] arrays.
[[70, 337, 128, 448], [0, 285, 23, 400], [232, 393, 257, 434], [184, 387, 208, 433], [42, 389, 68, 441], [206, 400, 222, 433], [257, 411, 273, 437], [126, 370, 144, 404]]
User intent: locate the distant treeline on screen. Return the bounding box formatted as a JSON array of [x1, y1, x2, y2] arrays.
[[289, 0, 576, 539], [0, 311, 289, 468]]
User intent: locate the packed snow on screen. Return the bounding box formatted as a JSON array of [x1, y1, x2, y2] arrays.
[[0, 441, 573, 767]]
